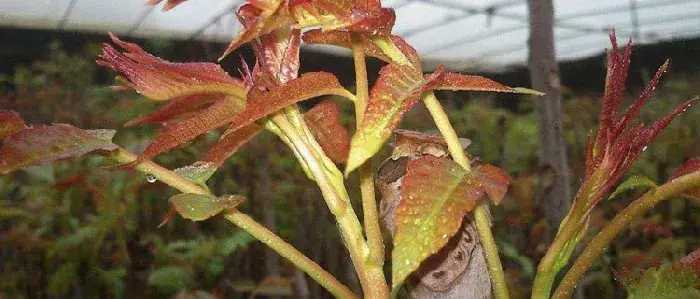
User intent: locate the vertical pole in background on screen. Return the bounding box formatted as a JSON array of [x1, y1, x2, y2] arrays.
[[258, 155, 282, 299], [629, 0, 640, 41], [527, 0, 573, 240]]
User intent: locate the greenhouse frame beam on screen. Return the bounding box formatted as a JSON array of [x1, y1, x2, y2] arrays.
[[127, 6, 156, 35], [188, 1, 241, 40], [556, 0, 697, 21], [57, 0, 79, 29]]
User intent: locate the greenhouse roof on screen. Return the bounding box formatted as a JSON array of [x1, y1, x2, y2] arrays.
[[2, 0, 699, 70]]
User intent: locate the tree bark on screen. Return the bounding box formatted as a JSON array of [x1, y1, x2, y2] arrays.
[[527, 0, 572, 232]]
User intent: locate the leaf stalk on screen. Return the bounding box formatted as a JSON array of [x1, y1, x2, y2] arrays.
[[351, 32, 387, 272], [268, 107, 389, 298], [421, 91, 510, 299], [109, 148, 357, 299]]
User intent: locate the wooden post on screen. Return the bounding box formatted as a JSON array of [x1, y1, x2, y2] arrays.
[[527, 0, 573, 234]]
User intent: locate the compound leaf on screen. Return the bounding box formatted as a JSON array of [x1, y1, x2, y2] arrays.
[[98, 33, 246, 101]]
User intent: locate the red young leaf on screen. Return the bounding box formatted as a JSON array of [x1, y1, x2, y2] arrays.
[[435, 72, 534, 94], [137, 96, 246, 162], [347, 7, 395, 35], [571, 31, 697, 215], [302, 30, 419, 66], [669, 158, 700, 200], [597, 31, 633, 149], [220, 0, 397, 60], [0, 110, 27, 139], [354, 0, 381, 13], [680, 247, 700, 275], [147, 0, 188, 11], [0, 119, 118, 174], [225, 72, 352, 134], [253, 27, 301, 84], [392, 155, 485, 291], [304, 101, 350, 163], [98, 33, 246, 101], [220, 2, 293, 61], [203, 123, 262, 167], [345, 65, 445, 174], [289, 0, 394, 35], [124, 95, 223, 127], [474, 164, 511, 205], [288, 0, 354, 30]]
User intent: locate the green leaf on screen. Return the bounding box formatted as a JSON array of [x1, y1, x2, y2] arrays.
[[345, 65, 443, 175], [609, 175, 658, 200], [169, 193, 245, 221], [55, 225, 99, 250], [147, 266, 192, 295], [500, 242, 534, 278], [391, 155, 484, 293], [219, 231, 255, 256], [48, 262, 77, 296], [0, 207, 33, 219], [624, 263, 700, 299], [174, 161, 218, 188]]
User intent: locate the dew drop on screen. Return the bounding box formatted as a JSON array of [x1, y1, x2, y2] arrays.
[[642, 145, 648, 152], [146, 174, 157, 183]]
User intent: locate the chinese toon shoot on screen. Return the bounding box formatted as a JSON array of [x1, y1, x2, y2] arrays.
[[1, 0, 700, 298]]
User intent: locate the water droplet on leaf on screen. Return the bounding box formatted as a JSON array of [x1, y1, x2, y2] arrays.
[[146, 174, 157, 183]]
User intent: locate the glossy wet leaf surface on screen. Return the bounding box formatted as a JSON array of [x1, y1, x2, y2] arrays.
[[170, 193, 245, 222], [391, 155, 484, 293]]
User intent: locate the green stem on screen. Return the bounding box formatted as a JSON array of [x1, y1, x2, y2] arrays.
[[225, 212, 357, 299], [532, 169, 605, 299], [421, 92, 509, 299], [269, 109, 389, 298], [109, 148, 357, 299], [351, 32, 386, 269], [551, 169, 700, 299]]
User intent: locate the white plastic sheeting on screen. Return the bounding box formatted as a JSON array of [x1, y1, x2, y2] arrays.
[[1, 0, 699, 69]]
